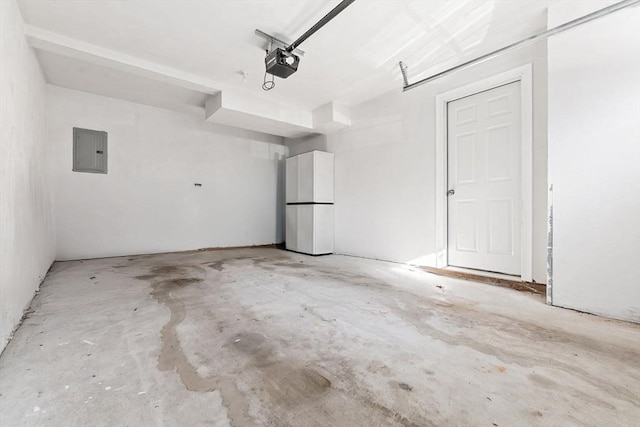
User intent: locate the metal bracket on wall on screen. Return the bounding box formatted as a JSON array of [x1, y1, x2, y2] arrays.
[[254, 29, 305, 56], [398, 61, 409, 87], [400, 0, 640, 91]]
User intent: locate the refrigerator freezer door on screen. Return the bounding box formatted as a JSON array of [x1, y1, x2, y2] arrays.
[[313, 151, 334, 203], [298, 153, 315, 203], [285, 204, 334, 255], [297, 205, 314, 254], [285, 151, 334, 203], [285, 156, 298, 204], [313, 204, 334, 254], [285, 205, 298, 252]]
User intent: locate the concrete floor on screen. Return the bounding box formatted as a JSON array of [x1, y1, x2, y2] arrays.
[[1, 247, 638, 426]]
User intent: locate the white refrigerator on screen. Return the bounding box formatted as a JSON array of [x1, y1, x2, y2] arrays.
[[285, 151, 334, 255]]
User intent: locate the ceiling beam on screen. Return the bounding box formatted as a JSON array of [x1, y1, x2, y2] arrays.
[[205, 92, 314, 138], [24, 25, 223, 95], [24, 25, 352, 138]]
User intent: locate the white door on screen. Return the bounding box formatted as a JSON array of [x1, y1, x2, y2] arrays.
[[447, 81, 521, 275]]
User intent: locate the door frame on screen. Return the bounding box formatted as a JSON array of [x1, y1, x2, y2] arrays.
[[434, 64, 533, 281]]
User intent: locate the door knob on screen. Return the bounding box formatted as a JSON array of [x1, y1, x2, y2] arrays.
[[447, 189, 455, 196]]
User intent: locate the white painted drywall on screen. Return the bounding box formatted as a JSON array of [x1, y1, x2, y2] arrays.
[[548, 3, 640, 322], [0, 0, 56, 351], [287, 33, 549, 284], [48, 86, 287, 260]]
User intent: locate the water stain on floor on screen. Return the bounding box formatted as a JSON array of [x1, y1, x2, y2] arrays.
[[134, 266, 254, 426], [206, 260, 226, 271], [132, 257, 430, 426]]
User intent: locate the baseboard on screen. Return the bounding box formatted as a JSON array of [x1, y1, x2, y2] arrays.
[[0, 260, 55, 357], [56, 243, 286, 262]]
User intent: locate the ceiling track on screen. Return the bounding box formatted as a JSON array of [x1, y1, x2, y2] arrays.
[[255, 0, 355, 57], [401, 0, 640, 91], [285, 0, 356, 53]]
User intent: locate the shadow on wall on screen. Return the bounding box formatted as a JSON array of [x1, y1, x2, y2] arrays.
[[203, 119, 283, 144], [286, 134, 328, 157]]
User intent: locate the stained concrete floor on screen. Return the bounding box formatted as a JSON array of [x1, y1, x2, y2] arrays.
[[1, 247, 639, 426]]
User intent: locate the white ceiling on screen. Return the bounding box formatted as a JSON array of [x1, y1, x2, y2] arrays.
[[17, 0, 552, 137]]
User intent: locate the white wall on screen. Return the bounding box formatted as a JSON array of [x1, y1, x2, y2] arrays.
[[287, 36, 549, 283], [48, 86, 287, 260], [548, 3, 640, 322], [0, 0, 56, 351]]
